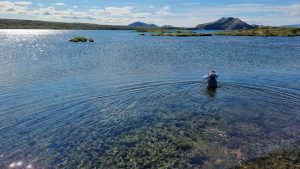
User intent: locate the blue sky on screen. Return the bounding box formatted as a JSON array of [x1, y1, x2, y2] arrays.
[[0, 0, 299, 26]]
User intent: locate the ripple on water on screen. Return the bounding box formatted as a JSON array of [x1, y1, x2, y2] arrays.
[[0, 80, 299, 168]]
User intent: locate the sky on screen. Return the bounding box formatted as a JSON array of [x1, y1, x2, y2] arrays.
[[0, 0, 300, 27]]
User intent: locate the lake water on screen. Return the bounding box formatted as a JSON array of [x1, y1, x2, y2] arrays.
[[0, 30, 299, 169]]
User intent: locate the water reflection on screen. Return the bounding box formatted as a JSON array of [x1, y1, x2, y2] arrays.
[[0, 29, 68, 36], [5, 158, 35, 169]]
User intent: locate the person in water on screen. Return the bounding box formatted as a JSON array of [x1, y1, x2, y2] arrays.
[[203, 70, 219, 88]]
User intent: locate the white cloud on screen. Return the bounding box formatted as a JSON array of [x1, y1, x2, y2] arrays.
[[15, 1, 32, 6], [182, 3, 201, 6], [55, 3, 65, 6], [88, 8, 104, 14], [133, 12, 152, 19], [281, 4, 300, 16], [157, 6, 171, 16], [0, 1, 15, 7], [0, 1, 30, 13], [37, 3, 44, 7], [105, 6, 133, 16], [73, 5, 78, 8]]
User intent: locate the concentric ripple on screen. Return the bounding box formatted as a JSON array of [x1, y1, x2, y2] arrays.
[[0, 79, 299, 168]]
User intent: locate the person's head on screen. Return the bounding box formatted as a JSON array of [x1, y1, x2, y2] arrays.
[[210, 70, 216, 74]]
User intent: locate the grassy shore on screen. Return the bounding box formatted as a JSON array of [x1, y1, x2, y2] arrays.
[[214, 27, 300, 36]]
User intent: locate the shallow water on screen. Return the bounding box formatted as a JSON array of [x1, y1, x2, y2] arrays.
[[0, 30, 299, 168]]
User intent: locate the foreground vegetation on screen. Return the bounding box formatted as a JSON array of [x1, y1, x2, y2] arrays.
[[214, 27, 300, 36]]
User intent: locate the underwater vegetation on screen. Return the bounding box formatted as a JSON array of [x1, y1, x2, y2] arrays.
[[96, 115, 238, 169], [72, 108, 299, 169], [234, 143, 300, 169]]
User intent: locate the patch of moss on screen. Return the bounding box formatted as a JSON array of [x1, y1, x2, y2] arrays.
[[69, 36, 94, 42]]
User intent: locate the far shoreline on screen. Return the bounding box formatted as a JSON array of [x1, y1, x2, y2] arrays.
[[1, 28, 299, 37]]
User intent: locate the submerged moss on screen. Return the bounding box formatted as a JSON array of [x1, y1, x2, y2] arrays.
[[94, 114, 241, 169], [233, 143, 300, 169]]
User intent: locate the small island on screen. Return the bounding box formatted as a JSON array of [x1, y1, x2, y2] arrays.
[[69, 36, 94, 42], [214, 27, 300, 36]]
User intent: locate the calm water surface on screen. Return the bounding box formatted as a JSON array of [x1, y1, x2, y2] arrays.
[[0, 30, 299, 168]]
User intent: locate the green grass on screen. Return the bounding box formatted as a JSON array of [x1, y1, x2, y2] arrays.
[[69, 36, 94, 42], [214, 27, 300, 36]]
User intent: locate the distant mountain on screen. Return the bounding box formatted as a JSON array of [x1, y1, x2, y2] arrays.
[[161, 25, 176, 29], [251, 24, 263, 28], [281, 24, 300, 28], [195, 17, 254, 30], [129, 21, 158, 27]]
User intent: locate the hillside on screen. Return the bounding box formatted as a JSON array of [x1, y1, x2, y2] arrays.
[[196, 17, 254, 30], [128, 22, 158, 27], [161, 25, 176, 29], [0, 19, 132, 30]]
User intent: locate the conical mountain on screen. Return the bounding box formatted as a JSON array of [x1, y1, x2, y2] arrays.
[[196, 17, 254, 30]]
